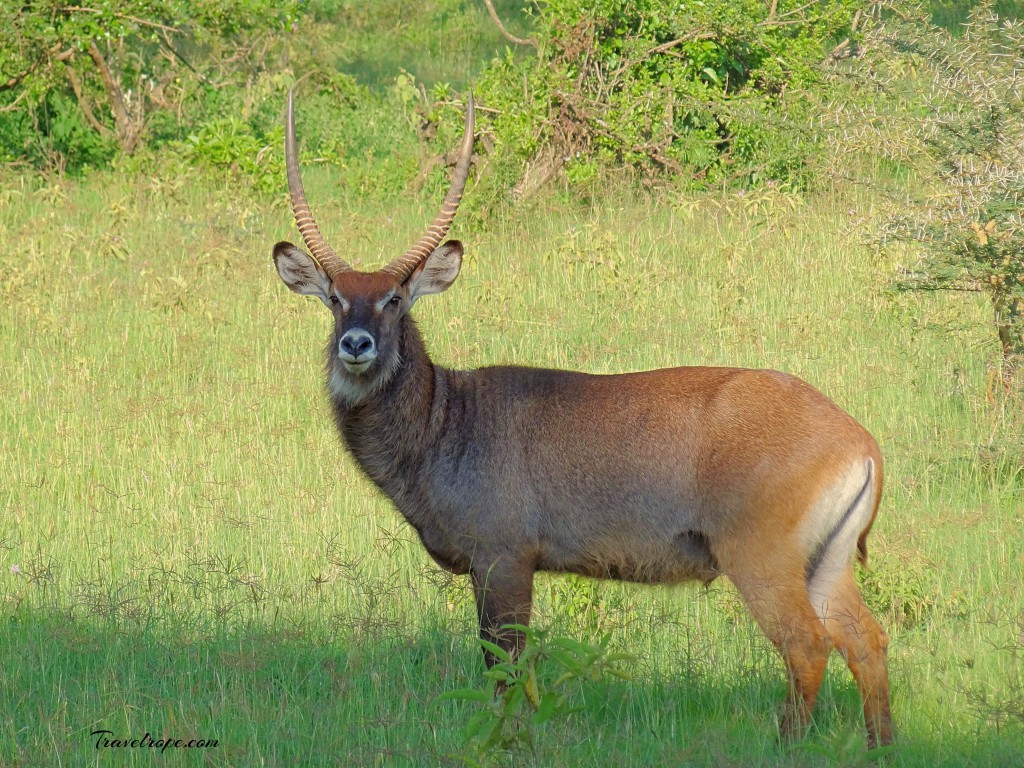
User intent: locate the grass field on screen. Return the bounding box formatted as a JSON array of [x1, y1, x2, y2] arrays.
[[0, 162, 1021, 767]]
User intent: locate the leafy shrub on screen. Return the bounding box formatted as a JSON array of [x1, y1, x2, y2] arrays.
[[0, 0, 300, 170], [36, 90, 118, 171], [467, 0, 862, 202], [121, 66, 420, 199], [186, 118, 283, 192], [437, 625, 634, 764]]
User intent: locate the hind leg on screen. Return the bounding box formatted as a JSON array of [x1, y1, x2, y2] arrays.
[[817, 567, 893, 747], [722, 550, 833, 741]]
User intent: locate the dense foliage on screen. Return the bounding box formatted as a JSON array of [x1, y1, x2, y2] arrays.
[[3, 1, 1021, 191], [0, 0, 301, 166], [2, 1, 1023, 378], [4, 0, 1023, 384], [472, 0, 864, 198]]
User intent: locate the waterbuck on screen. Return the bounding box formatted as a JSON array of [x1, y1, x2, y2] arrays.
[[271, 92, 893, 747]]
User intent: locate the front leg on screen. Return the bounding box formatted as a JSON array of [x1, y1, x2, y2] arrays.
[[470, 557, 535, 670]]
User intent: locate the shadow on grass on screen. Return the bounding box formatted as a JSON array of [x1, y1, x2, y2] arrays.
[[0, 610, 1020, 767]]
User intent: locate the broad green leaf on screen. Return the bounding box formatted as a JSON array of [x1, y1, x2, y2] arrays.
[[479, 639, 511, 662], [531, 692, 560, 725], [524, 668, 541, 708], [435, 688, 494, 704], [463, 709, 494, 740], [504, 683, 525, 714]]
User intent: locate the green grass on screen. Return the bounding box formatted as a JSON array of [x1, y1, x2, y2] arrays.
[[0, 166, 1021, 767]]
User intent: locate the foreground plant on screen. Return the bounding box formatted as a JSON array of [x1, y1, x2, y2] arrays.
[[437, 625, 634, 764]]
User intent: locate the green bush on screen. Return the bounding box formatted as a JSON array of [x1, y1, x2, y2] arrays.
[[468, 0, 862, 201], [437, 625, 634, 764], [0, 0, 300, 170], [170, 69, 424, 199], [186, 117, 282, 192], [927, 0, 1024, 29], [34, 90, 118, 171]]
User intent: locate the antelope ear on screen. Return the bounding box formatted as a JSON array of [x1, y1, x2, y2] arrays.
[[406, 240, 463, 302], [273, 241, 332, 304]]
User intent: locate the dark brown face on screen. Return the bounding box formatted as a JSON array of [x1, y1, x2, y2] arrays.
[[275, 92, 473, 404], [327, 270, 409, 376], [273, 240, 464, 404]]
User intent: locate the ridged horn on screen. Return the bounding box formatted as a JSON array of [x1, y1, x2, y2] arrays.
[[285, 89, 352, 279], [382, 94, 475, 281]]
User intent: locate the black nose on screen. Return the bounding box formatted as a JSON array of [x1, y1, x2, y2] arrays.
[[340, 330, 374, 358]]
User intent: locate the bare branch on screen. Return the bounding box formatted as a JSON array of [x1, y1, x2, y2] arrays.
[[482, 0, 536, 48], [63, 58, 112, 136], [0, 88, 30, 113], [757, 0, 818, 27], [647, 32, 717, 56], [1, 45, 73, 93], [87, 41, 141, 153], [63, 6, 180, 34], [827, 38, 852, 61], [825, 10, 862, 61], [1, 71, 31, 93], [774, 0, 818, 20], [158, 29, 211, 85], [435, 99, 501, 115]]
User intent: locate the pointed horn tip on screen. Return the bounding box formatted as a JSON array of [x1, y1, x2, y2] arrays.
[[282, 86, 353, 277], [378, 91, 473, 279], [457, 93, 475, 163]]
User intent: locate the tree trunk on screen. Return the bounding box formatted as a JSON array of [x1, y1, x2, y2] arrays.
[[994, 291, 1023, 391], [86, 41, 142, 154], [63, 58, 112, 138]]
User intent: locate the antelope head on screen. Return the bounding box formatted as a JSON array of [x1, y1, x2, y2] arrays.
[[273, 91, 475, 403]]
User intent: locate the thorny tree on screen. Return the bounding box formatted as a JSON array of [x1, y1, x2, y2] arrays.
[[836, 3, 1024, 392]]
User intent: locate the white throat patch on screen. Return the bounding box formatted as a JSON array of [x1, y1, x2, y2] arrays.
[[327, 353, 401, 407]]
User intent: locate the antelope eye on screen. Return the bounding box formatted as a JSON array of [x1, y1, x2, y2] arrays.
[[330, 296, 341, 306], [388, 295, 401, 307]]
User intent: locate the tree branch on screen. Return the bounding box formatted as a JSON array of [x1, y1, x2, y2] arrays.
[[482, 0, 536, 48], [87, 40, 140, 153], [1, 45, 73, 93], [825, 10, 862, 61], [757, 0, 817, 27], [1, 71, 31, 93], [0, 88, 30, 113], [64, 6, 180, 34], [63, 58, 112, 136]]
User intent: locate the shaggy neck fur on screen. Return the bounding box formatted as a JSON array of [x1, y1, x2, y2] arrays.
[[328, 316, 446, 509]]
